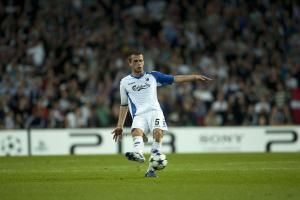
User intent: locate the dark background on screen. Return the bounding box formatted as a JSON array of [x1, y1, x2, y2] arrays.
[[0, 0, 299, 129]]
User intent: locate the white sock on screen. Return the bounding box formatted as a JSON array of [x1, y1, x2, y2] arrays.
[[151, 141, 162, 155], [133, 136, 144, 155]]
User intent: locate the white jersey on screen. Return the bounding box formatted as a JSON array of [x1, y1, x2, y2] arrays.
[[120, 71, 174, 118]]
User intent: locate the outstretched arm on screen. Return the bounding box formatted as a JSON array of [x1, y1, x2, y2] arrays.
[[112, 106, 128, 142], [174, 74, 212, 83]]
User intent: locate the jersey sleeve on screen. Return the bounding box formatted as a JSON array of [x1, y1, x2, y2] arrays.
[[120, 80, 128, 106], [150, 71, 174, 86]]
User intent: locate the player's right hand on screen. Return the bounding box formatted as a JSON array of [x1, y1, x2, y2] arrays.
[[112, 127, 123, 142]]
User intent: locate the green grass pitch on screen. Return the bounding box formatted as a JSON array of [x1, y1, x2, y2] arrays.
[[0, 153, 300, 200]]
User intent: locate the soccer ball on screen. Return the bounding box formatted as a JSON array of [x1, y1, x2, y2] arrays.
[[149, 153, 168, 170]]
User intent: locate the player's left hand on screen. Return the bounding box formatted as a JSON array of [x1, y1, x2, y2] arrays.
[[112, 127, 123, 142], [196, 75, 213, 83]]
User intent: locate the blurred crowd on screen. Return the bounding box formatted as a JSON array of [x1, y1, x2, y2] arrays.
[[0, 0, 300, 129]]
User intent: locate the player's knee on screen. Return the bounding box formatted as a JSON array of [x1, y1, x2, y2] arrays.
[[153, 128, 163, 142], [131, 128, 143, 137]]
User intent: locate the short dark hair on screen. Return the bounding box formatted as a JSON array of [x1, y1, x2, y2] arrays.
[[127, 50, 143, 62]]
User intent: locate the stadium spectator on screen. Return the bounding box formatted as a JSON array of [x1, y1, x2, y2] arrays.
[[0, 0, 299, 129]]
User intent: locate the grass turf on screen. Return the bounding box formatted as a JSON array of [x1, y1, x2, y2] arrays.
[[0, 153, 300, 200]]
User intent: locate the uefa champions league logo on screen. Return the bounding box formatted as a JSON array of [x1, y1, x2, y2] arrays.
[[0, 136, 23, 156]]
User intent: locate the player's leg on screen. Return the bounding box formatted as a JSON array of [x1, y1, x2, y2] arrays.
[[149, 111, 167, 155], [125, 128, 146, 163], [145, 111, 168, 177], [125, 116, 148, 163], [131, 128, 144, 155], [145, 128, 164, 177], [151, 128, 163, 154]]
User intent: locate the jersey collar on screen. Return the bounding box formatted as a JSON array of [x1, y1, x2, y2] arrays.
[[130, 72, 145, 79]]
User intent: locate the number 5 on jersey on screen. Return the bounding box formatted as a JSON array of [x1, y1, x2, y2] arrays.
[[155, 118, 166, 127]]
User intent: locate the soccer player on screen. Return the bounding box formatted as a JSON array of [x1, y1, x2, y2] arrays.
[[112, 51, 212, 177]]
